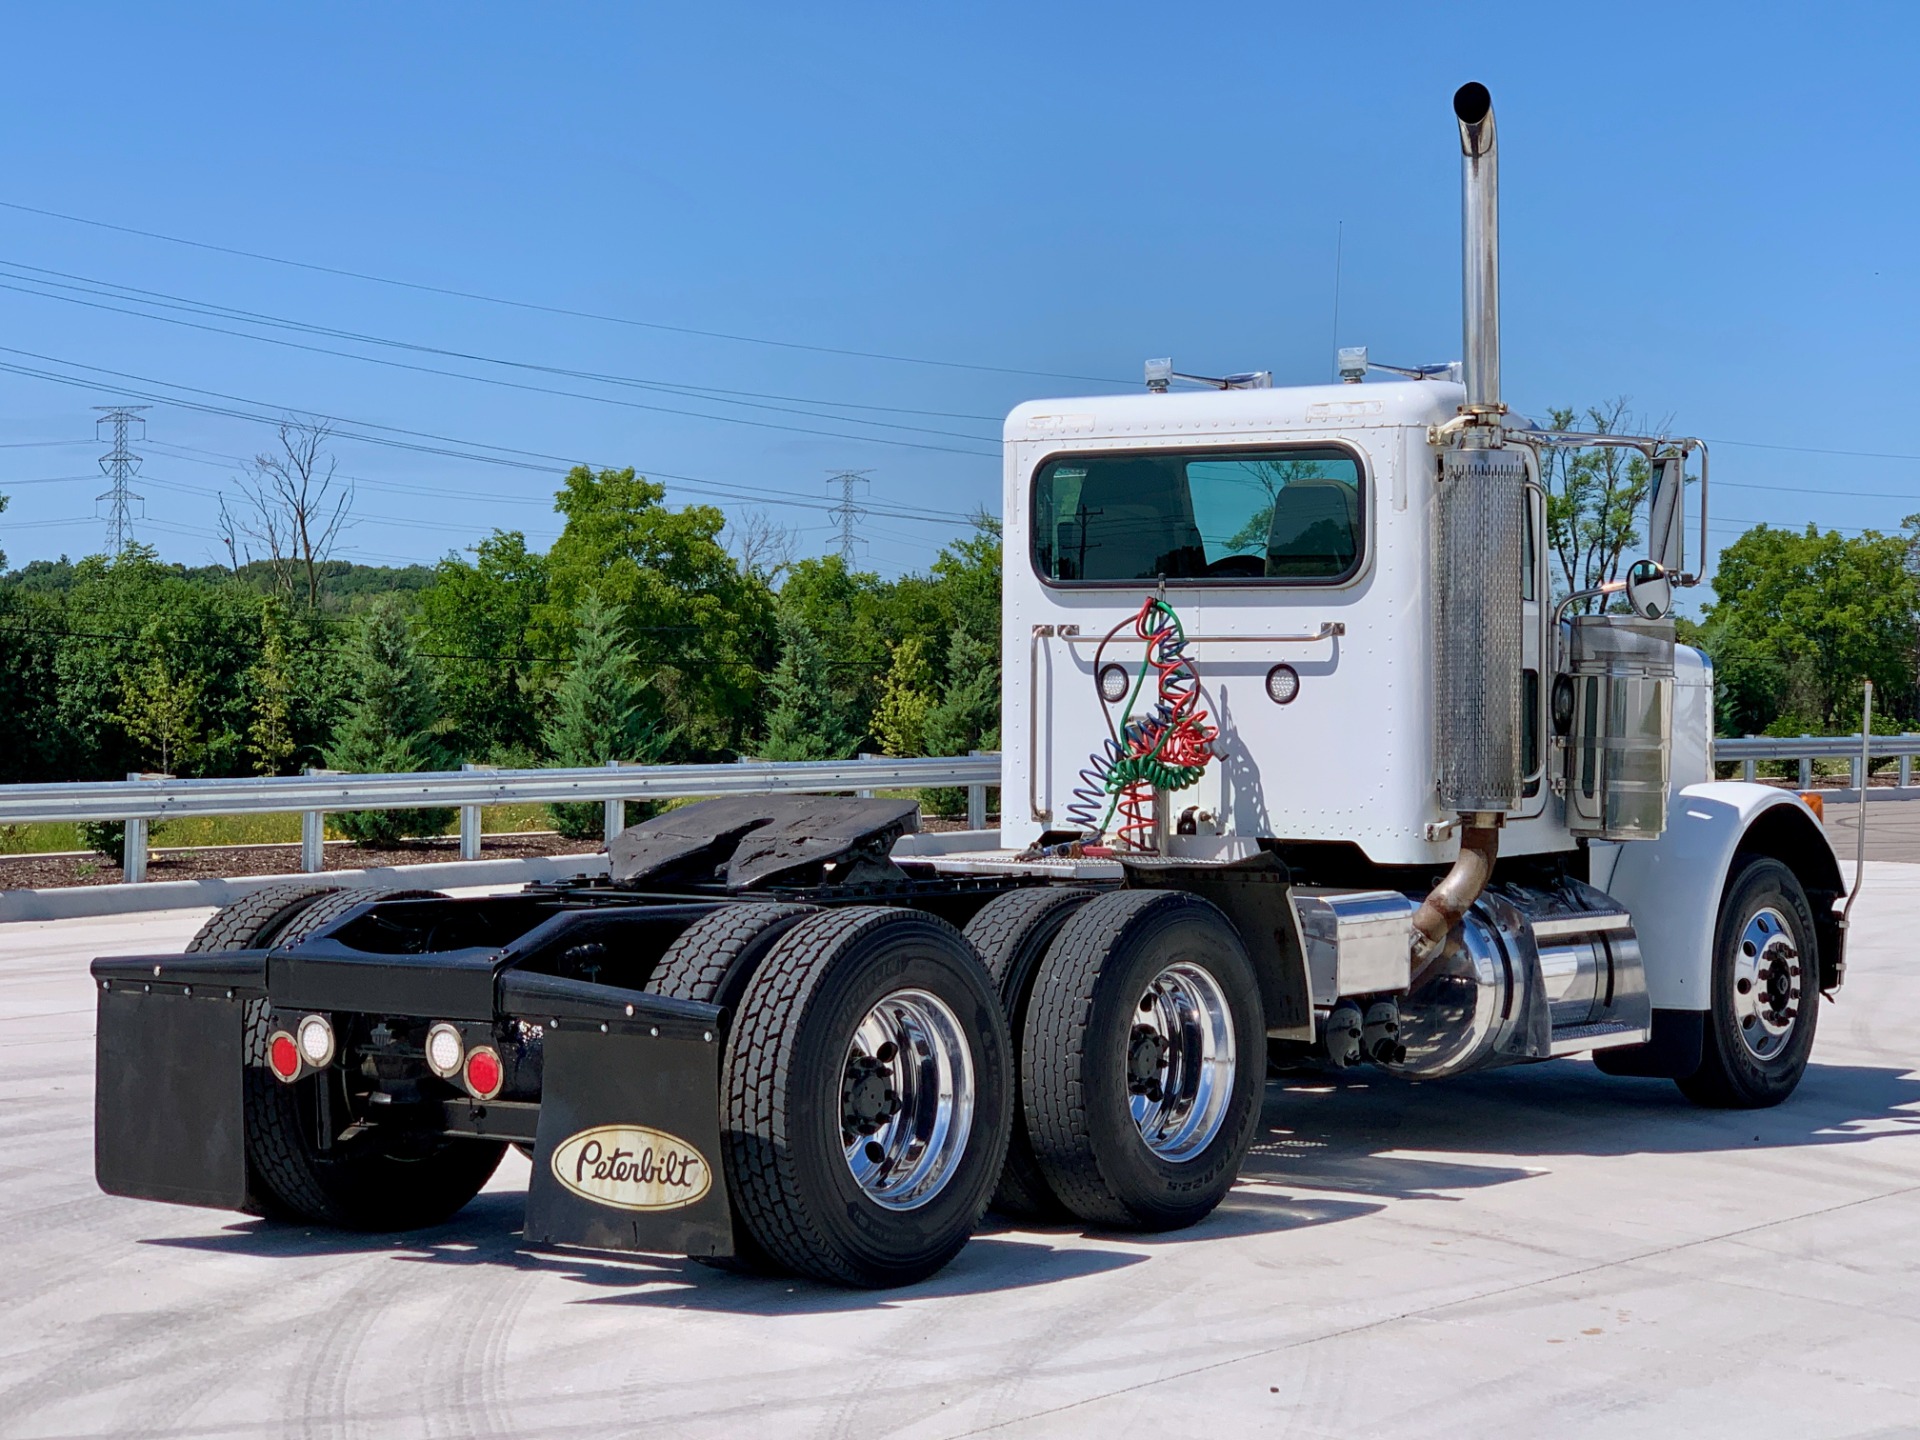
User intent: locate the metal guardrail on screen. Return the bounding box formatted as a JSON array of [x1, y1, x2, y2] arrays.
[[1715, 734, 1920, 791], [0, 753, 1002, 884]]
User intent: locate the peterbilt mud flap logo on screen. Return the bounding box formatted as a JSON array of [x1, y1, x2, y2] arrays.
[[551, 1125, 712, 1212]]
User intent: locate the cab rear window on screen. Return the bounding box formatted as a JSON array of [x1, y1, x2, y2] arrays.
[[1031, 446, 1364, 585]]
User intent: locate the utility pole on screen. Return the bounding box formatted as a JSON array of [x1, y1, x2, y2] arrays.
[[826, 469, 871, 565], [95, 405, 149, 554]]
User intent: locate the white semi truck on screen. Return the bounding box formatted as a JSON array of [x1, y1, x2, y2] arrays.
[[92, 83, 1846, 1288]]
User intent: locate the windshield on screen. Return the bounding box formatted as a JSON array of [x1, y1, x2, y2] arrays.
[[1031, 445, 1364, 585]]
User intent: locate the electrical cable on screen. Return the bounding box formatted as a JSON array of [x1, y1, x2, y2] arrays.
[[0, 197, 1131, 386]]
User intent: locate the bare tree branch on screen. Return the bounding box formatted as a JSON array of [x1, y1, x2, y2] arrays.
[[223, 418, 354, 606], [723, 507, 798, 582]]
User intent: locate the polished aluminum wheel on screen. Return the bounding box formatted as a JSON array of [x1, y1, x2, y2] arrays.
[[1732, 904, 1802, 1062], [840, 988, 975, 1211], [1127, 961, 1236, 1162]]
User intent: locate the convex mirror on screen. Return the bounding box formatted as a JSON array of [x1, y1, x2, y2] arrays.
[[1624, 558, 1672, 620]]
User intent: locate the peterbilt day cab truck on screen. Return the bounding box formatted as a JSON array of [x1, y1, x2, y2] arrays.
[[91, 84, 1846, 1288]]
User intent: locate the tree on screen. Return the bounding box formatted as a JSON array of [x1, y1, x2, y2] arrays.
[[723, 508, 799, 584], [221, 417, 354, 608], [538, 467, 773, 756], [247, 598, 297, 775], [542, 592, 672, 839], [114, 656, 204, 775], [324, 595, 453, 845], [873, 635, 938, 757], [1540, 399, 1660, 610], [1699, 524, 1917, 733], [758, 612, 857, 761], [416, 530, 550, 762], [921, 627, 1001, 815]]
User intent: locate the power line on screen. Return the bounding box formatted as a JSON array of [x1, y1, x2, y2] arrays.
[[826, 469, 871, 564], [0, 196, 1129, 386], [93, 405, 147, 553], [0, 273, 999, 458]]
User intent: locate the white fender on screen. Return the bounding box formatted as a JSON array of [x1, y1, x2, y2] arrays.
[[1591, 782, 1845, 1011]]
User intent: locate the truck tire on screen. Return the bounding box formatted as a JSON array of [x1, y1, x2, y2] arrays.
[[962, 886, 1096, 1219], [1676, 856, 1821, 1109], [648, 901, 819, 1275], [239, 886, 507, 1229], [721, 906, 1012, 1287], [184, 881, 343, 955], [1022, 889, 1265, 1230], [649, 901, 819, 1014]]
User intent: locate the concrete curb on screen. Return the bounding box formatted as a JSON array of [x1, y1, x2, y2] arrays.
[[0, 852, 611, 923]]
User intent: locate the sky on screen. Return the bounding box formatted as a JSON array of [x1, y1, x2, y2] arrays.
[[0, 2, 1913, 593]]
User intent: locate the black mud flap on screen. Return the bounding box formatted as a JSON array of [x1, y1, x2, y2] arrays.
[[515, 977, 733, 1258], [93, 958, 258, 1209]]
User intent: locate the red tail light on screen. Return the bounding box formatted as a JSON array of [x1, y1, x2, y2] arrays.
[[267, 1031, 301, 1083], [463, 1045, 504, 1100]]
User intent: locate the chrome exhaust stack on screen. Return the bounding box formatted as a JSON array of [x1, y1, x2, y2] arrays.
[[1415, 82, 1521, 966], [1453, 81, 1502, 426]]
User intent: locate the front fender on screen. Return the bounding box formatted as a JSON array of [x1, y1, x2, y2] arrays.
[[1594, 782, 1844, 1010]]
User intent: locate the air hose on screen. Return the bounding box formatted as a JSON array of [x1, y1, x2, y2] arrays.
[[1062, 596, 1217, 849]]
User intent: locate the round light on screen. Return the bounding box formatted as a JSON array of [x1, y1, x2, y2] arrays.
[[267, 1031, 301, 1083], [425, 1022, 465, 1079], [1098, 664, 1131, 704], [464, 1046, 504, 1101], [1265, 664, 1301, 705], [296, 1014, 335, 1068]]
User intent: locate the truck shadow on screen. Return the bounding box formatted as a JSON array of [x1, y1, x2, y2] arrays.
[[1248, 1058, 1920, 1200], [139, 1058, 1915, 1311]]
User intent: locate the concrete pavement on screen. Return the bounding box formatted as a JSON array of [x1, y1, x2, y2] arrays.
[[2, 872, 1918, 1438]]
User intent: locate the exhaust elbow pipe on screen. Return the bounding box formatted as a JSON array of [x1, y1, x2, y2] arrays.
[[1454, 81, 1500, 414], [1411, 819, 1499, 967]]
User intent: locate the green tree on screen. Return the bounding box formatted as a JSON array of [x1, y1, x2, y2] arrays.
[[538, 466, 773, 757], [1540, 399, 1657, 610], [247, 597, 297, 775], [922, 627, 1001, 815], [416, 530, 550, 762], [114, 656, 204, 775], [542, 592, 672, 839], [873, 635, 938, 757], [324, 595, 454, 845], [758, 612, 857, 761], [1698, 524, 1917, 733]]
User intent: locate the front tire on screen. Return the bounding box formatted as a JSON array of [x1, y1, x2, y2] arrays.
[[1676, 856, 1820, 1109], [721, 907, 1012, 1288], [1022, 890, 1265, 1230]]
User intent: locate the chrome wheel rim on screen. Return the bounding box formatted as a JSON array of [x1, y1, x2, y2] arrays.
[[840, 988, 975, 1211], [1128, 962, 1236, 1161], [1732, 904, 1802, 1062]]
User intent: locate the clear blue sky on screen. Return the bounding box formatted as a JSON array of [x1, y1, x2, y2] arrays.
[[0, 2, 1913, 587]]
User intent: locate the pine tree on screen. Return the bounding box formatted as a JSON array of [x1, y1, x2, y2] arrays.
[[248, 597, 297, 776], [922, 627, 1001, 816], [759, 612, 856, 761], [543, 592, 671, 839], [324, 595, 453, 845], [872, 635, 937, 757]]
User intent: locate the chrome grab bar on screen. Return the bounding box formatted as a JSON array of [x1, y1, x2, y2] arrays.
[[1028, 624, 1078, 821], [1053, 621, 1346, 645]]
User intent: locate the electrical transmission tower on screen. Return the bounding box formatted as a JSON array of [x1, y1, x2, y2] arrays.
[[95, 405, 149, 554], [825, 469, 871, 565]]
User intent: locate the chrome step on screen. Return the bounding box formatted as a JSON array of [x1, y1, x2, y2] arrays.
[[1549, 1020, 1650, 1057]]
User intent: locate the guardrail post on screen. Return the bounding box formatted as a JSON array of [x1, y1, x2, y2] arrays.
[[121, 772, 149, 883], [1798, 739, 1812, 791], [856, 753, 877, 800], [300, 766, 329, 873], [1902, 743, 1912, 790], [967, 749, 987, 830], [1742, 736, 1756, 783], [603, 760, 625, 846], [459, 763, 486, 861]]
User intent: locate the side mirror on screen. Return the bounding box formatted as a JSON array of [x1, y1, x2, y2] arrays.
[[1648, 453, 1686, 579], [1624, 558, 1672, 621]]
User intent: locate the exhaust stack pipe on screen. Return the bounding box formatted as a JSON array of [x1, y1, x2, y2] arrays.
[[1416, 82, 1519, 967], [1454, 81, 1500, 416]]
